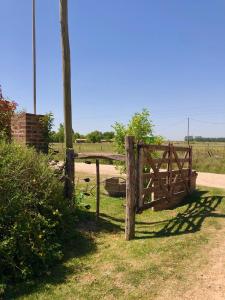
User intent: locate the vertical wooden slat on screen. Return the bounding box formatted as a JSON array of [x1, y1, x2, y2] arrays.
[[125, 136, 136, 240], [168, 143, 173, 199], [96, 159, 100, 219], [138, 145, 144, 209]]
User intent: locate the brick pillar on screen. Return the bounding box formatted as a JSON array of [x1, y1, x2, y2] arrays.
[[11, 113, 48, 153]]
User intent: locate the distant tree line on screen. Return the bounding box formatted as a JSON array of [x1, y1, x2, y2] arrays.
[[185, 136, 225, 142], [51, 123, 115, 143]]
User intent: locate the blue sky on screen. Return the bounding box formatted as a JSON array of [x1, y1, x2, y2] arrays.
[[1, 0, 225, 140]]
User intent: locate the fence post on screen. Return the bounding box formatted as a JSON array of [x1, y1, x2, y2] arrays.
[[96, 159, 100, 219], [125, 136, 136, 240], [64, 148, 75, 201]]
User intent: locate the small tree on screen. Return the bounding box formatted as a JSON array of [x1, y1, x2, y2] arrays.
[[86, 130, 103, 143], [113, 108, 163, 154], [112, 109, 163, 173], [73, 132, 81, 142], [102, 131, 115, 141], [39, 113, 54, 153]]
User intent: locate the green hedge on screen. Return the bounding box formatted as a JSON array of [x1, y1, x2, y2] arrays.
[[0, 143, 76, 286]]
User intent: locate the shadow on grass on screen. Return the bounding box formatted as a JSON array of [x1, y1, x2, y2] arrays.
[[4, 232, 94, 300], [97, 190, 225, 239], [135, 190, 225, 239], [5, 190, 224, 299], [4, 209, 124, 300]]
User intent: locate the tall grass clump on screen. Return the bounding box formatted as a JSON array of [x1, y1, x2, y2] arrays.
[[0, 142, 76, 289]]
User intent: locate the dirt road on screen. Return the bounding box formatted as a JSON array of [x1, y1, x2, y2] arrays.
[[75, 162, 225, 189], [157, 218, 225, 300]]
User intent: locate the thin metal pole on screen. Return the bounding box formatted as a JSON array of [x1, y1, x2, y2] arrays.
[[187, 117, 190, 145], [96, 159, 100, 219], [32, 0, 37, 114]]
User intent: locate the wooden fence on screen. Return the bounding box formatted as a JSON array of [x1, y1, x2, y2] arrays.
[[75, 136, 197, 241], [125, 136, 197, 240], [137, 143, 197, 211]]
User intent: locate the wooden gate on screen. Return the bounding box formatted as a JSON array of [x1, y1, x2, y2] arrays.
[[125, 137, 197, 240], [136, 143, 197, 212]]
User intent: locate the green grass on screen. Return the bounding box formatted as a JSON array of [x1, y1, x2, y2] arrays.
[[5, 187, 225, 300], [51, 142, 225, 174], [174, 141, 225, 174]]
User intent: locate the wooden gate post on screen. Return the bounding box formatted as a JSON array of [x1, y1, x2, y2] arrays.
[[125, 136, 136, 240]]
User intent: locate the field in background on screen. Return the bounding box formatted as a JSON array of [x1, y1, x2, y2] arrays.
[[51, 142, 225, 174], [174, 141, 225, 174]]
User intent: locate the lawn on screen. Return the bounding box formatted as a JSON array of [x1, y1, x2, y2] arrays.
[[5, 186, 225, 300]]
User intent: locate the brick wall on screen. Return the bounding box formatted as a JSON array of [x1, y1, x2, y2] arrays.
[[11, 113, 48, 153]]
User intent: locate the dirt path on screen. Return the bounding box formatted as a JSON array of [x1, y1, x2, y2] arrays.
[[75, 162, 225, 189], [178, 220, 225, 300], [157, 218, 225, 300], [75, 162, 120, 176], [183, 231, 225, 300], [196, 172, 225, 189]]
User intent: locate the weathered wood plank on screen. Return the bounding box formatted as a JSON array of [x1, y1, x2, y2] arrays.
[[76, 152, 126, 161], [142, 169, 190, 179], [125, 136, 136, 240], [172, 147, 191, 194], [137, 146, 144, 209], [142, 158, 190, 165], [138, 144, 170, 151], [64, 148, 75, 201], [138, 144, 190, 152]]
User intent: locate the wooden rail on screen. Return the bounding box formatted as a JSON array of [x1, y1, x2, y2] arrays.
[[137, 143, 196, 214], [76, 152, 126, 161], [74, 140, 197, 241]]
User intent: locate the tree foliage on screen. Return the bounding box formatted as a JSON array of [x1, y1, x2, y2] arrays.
[[40, 113, 54, 145], [51, 123, 65, 143], [102, 131, 114, 141], [0, 87, 17, 141], [113, 108, 163, 154], [86, 130, 103, 143]]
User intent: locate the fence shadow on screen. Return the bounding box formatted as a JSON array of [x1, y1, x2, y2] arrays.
[[135, 190, 225, 239], [97, 190, 225, 240]]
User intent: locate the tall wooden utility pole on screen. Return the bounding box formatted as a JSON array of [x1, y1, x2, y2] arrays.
[[60, 0, 75, 201], [32, 0, 37, 114]]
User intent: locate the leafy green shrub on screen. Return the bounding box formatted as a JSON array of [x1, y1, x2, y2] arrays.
[[86, 130, 103, 143], [0, 142, 76, 285], [112, 108, 163, 154], [112, 109, 164, 172]]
